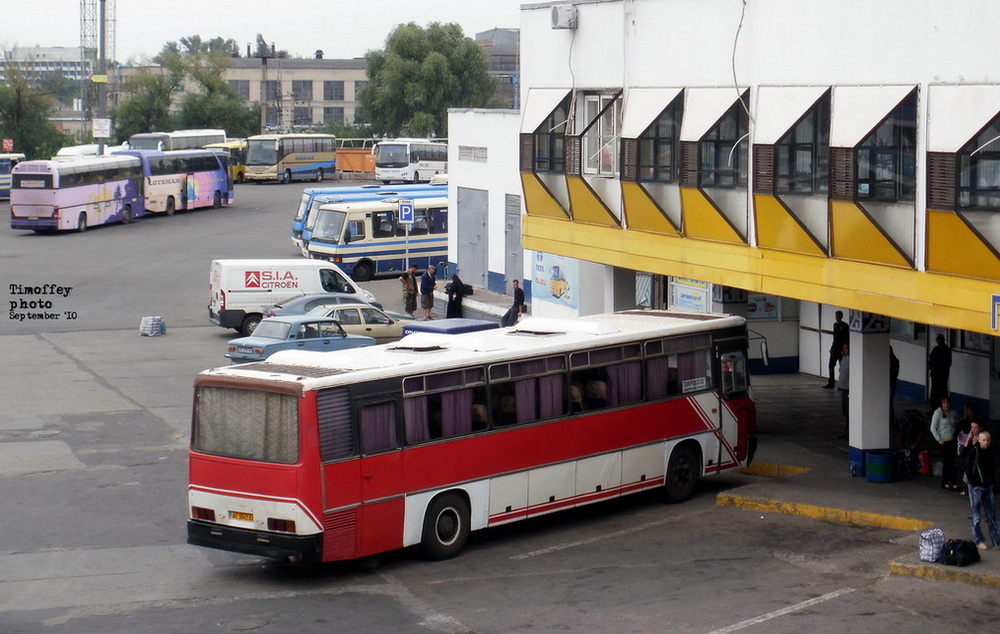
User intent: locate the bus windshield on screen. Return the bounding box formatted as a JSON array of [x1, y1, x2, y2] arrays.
[[376, 144, 408, 165], [247, 139, 279, 166], [194, 386, 298, 464], [312, 210, 347, 242]]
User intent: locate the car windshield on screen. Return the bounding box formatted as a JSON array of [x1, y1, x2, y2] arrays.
[[252, 321, 292, 340]]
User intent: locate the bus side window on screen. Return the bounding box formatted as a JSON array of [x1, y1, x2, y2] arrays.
[[359, 401, 398, 455], [346, 220, 365, 242]]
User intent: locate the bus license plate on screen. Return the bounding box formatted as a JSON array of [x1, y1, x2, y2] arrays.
[[230, 511, 253, 523]]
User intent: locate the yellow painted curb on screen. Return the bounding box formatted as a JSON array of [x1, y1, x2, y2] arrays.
[[716, 493, 933, 531], [888, 561, 1000, 589], [740, 462, 811, 478]]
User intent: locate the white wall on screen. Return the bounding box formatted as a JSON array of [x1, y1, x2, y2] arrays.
[[447, 109, 523, 280]]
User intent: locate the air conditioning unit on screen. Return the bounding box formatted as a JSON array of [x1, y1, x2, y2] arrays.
[[551, 4, 578, 30]]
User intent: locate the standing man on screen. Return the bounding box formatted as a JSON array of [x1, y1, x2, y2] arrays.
[[398, 264, 418, 318], [824, 310, 849, 388], [928, 333, 952, 406], [965, 431, 1000, 550], [501, 279, 526, 327], [420, 264, 437, 320]]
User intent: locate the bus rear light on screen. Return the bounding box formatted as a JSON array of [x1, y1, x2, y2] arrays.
[[267, 518, 297, 533], [191, 506, 216, 521]]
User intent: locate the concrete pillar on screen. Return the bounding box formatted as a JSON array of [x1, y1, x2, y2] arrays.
[[848, 311, 892, 453]]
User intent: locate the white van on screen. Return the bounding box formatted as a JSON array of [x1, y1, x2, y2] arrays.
[[208, 259, 378, 335]]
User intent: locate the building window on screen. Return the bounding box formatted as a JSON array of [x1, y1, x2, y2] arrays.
[[583, 94, 620, 176], [324, 80, 345, 101], [533, 95, 570, 173], [959, 115, 1000, 210], [323, 107, 345, 125], [265, 105, 280, 127], [857, 92, 916, 202], [228, 80, 250, 101], [293, 106, 312, 126], [261, 80, 280, 102], [291, 80, 313, 101], [638, 99, 683, 183], [775, 93, 830, 195], [459, 146, 488, 162], [700, 101, 749, 188]]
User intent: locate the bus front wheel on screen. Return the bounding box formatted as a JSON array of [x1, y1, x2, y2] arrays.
[[662, 445, 698, 503], [282, 170, 292, 184], [352, 261, 374, 282], [213, 191, 222, 209], [121, 205, 132, 224], [420, 493, 470, 560]]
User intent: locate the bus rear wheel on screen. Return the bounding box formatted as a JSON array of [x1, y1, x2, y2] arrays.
[[315, 168, 324, 182], [352, 261, 374, 282], [662, 445, 698, 503], [420, 493, 470, 560], [165, 197, 176, 216], [77, 212, 88, 232]]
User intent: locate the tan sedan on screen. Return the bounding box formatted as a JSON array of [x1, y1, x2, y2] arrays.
[[306, 303, 414, 344]]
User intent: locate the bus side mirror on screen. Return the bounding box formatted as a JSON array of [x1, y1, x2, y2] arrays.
[[759, 341, 769, 367]]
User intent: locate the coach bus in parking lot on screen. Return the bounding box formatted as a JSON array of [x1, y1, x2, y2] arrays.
[[245, 133, 337, 183], [115, 149, 233, 214], [374, 138, 447, 184], [9, 155, 145, 232], [187, 310, 756, 564]]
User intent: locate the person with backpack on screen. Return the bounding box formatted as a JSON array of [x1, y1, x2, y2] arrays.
[[965, 430, 1000, 550]]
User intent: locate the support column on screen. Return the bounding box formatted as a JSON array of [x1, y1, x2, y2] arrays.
[[847, 311, 892, 474]]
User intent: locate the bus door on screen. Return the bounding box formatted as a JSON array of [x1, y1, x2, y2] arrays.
[[714, 339, 751, 469], [356, 398, 405, 556], [184, 173, 196, 210]]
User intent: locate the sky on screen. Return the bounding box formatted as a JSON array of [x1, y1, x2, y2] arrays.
[[1, 0, 523, 62]]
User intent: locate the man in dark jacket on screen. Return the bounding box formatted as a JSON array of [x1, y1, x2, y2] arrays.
[[966, 431, 1000, 549], [501, 279, 525, 327]]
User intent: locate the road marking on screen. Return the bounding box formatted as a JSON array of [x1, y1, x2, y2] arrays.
[[705, 587, 855, 634]]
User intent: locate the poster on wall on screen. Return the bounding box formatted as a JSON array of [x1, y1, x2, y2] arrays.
[[747, 294, 780, 321], [669, 277, 710, 313], [532, 251, 578, 309]]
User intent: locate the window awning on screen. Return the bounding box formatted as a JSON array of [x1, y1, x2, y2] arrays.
[[753, 86, 828, 145], [521, 88, 571, 134], [680, 88, 744, 142], [927, 85, 1000, 153], [620, 88, 683, 139], [829, 85, 915, 148]]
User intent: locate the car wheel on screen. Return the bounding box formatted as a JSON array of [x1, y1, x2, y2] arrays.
[[662, 445, 698, 503], [241, 314, 261, 336], [352, 261, 374, 282], [420, 493, 470, 560]]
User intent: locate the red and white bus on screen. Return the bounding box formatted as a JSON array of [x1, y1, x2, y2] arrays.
[[187, 310, 756, 563]]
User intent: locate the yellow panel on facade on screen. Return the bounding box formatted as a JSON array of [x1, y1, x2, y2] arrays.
[[830, 200, 910, 267], [520, 173, 570, 220], [753, 194, 825, 256], [621, 182, 681, 235], [926, 209, 1000, 280], [680, 188, 745, 245], [565, 176, 620, 227]]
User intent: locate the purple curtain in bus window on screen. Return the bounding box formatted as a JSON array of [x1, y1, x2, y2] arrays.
[[646, 357, 670, 399], [441, 389, 473, 437], [361, 402, 396, 453], [515, 378, 537, 423], [606, 362, 642, 406], [678, 351, 709, 390], [403, 396, 430, 443], [538, 374, 564, 419]]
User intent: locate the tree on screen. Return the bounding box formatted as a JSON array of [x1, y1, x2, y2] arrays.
[[251, 35, 289, 60], [360, 22, 500, 137], [154, 36, 240, 63], [110, 65, 182, 142], [0, 58, 70, 158]]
